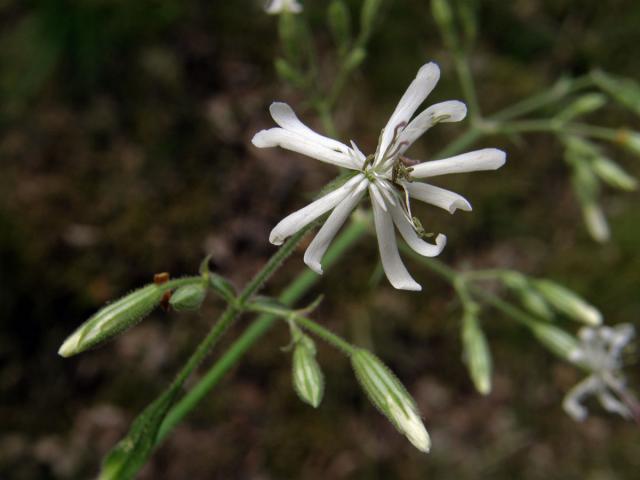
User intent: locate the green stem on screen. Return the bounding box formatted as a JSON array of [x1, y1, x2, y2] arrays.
[[157, 219, 367, 442], [454, 54, 481, 122], [490, 75, 594, 122]]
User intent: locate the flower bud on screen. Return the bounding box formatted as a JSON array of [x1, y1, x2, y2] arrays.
[[591, 157, 637, 191], [556, 93, 607, 123], [616, 129, 640, 158], [461, 311, 492, 395], [533, 280, 602, 326], [169, 284, 207, 312], [528, 322, 580, 362], [351, 349, 430, 452], [592, 70, 640, 117], [581, 202, 610, 243], [328, 0, 352, 53], [292, 335, 324, 408], [58, 284, 165, 357]]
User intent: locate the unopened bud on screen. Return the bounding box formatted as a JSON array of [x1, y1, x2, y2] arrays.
[[534, 280, 603, 326], [528, 322, 580, 361], [292, 334, 324, 408], [58, 284, 166, 357], [169, 284, 207, 311], [461, 311, 492, 395], [581, 202, 610, 243], [591, 157, 637, 191], [351, 349, 430, 452]]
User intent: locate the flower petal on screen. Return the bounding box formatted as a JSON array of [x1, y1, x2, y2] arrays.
[[388, 202, 447, 257], [269, 174, 365, 245], [562, 375, 602, 421], [269, 102, 353, 156], [371, 196, 422, 291], [252, 128, 357, 169], [397, 100, 467, 153], [369, 183, 388, 212], [403, 181, 472, 214], [410, 148, 506, 178], [377, 62, 440, 162], [304, 181, 367, 274]]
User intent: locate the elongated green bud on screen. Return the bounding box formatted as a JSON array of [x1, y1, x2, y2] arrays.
[[360, 0, 382, 41], [528, 322, 579, 362], [351, 349, 430, 453], [343, 47, 366, 72], [581, 201, 610, 243], [461, 312, 492, 395], [169, 284, 207, 311], [556, 93, 607, 122], [592, 70, 640, 116], [58, 284, 166, 357], [328, 0, 352, 54], [533, 280, 602, 326], [292, 335, 324, 408], [591, 157, 637, 191], [616, 129, 640, 157], [501, 272, 554, 320]]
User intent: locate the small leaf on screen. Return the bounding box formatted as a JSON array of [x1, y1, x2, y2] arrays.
[[292, 334, 324, 408], [351, 348, 430, 453], [461, 311, 492, 395], [209, 273, 237, 304], [99, 385, 182, 480]]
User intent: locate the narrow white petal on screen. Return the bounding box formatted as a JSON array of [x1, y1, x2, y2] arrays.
[[398, 100, 467, 153], [388, 202, 447, 257], [269, 102, 351, 154], [597, 389, 632, 418], [269, 174, 364, 245], [404, 181, 472, 214], [562, 375, 601, 421], [377, 63, 440, 160], [371, 197, 422, 291], [378, 180, 398, 207], [304, 181, 367, 274], [252, 128, 357, 169], [411, 148, 506, 178], [369, 183, 388, 212]]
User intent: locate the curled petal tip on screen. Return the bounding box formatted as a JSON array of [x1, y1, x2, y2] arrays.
[[251, 130, 274, 148], [449, 198, 472, 213], [304, 258, 324, 275]]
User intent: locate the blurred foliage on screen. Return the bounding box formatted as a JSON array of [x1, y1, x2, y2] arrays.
[[1, 0, 639, 479]]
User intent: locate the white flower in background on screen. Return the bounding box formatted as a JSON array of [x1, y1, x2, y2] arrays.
[[563, 323, 637, 421], [264, 0, 303, 15], [252, 62, 506, 290]]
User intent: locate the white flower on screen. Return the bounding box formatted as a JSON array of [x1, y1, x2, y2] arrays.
[[252, 62, 506, 290], [563, 323, 637, 421], [264, 0, 303, 14]]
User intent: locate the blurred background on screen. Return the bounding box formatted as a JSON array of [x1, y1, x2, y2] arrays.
[[1, 0, 639, 478]]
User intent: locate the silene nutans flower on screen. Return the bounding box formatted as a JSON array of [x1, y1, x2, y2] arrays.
[[252, 62, 506, 291], [564, 323, 638, 421]]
